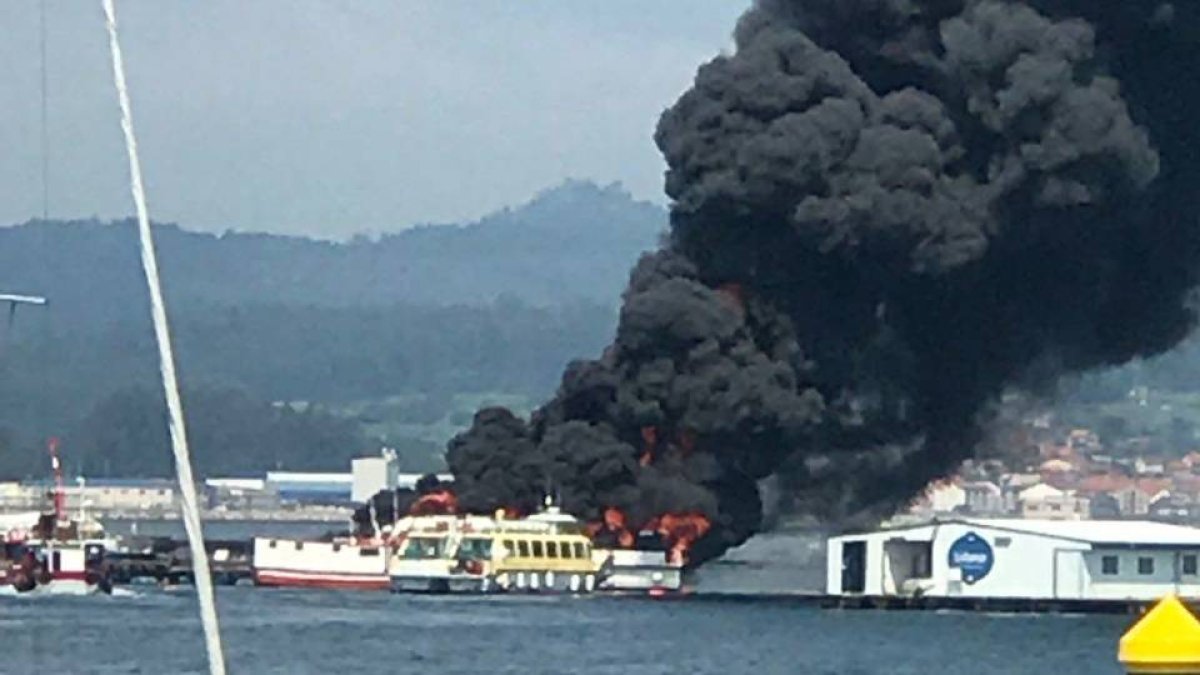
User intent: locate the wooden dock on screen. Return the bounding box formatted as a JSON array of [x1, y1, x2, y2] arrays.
[[105, 538, 253, 586], [821, 593, 1151, 614]]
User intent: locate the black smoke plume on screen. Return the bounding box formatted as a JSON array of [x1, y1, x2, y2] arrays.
[[446, 1, 1200, 564]]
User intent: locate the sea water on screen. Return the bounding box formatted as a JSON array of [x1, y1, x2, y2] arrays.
[[2, 587, 1129, 674]]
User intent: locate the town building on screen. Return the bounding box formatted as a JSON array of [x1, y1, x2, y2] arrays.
[[1, 478, 177, 515], [265, 472, 353, 505], [827, 518, 1200, 601], [961, 481, 1005, 516], [204, 478, 281, 511], [1017, 483, 1089, 520]]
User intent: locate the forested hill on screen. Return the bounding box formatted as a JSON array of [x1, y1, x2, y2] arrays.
[[0, 180, 663, 477], [0, 180, 664, 323]]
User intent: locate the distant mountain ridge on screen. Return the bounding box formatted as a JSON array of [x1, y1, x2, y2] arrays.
[[0, 179, 665, 325], [0, 180, 664, 476]]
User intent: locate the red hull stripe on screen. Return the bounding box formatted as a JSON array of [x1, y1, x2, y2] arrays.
[[254, 569, 389, 591], [53, 571, 89, 582]]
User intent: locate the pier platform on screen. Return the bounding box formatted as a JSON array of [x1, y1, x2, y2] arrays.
[[105, 538, 253, 586], [686, 592, 1154, 615]]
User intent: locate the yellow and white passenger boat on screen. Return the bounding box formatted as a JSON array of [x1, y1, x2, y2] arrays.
[[389, 499, 606, 594]]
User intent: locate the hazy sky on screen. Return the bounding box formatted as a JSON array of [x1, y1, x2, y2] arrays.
[[0, 1, 747, 238]]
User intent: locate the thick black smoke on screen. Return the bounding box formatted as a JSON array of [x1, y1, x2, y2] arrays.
[[447, 1, 1200, 563]]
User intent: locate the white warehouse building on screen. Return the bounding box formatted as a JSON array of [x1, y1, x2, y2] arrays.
[[827, 518, 1200, 602], [351, 449, 399, 504]]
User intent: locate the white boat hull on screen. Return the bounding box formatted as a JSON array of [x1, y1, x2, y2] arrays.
[[596, 550, 684, 593], [389, 569, 599, 595], [252, 538, 389, 591]]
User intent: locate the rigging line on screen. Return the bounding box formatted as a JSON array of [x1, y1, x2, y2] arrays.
[[39, 0, 48, 221], [99, 2, 227, 673]]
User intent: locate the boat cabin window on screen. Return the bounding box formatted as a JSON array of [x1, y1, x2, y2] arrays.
[[517, 540, 531, 557], [294, 542, 304, 551], [457, 538, 493, 561], [559, 542, 573, 559], [360, 547, 380, 557], [332, 543, 341, 552], [1185, 554, 1198, 576], [1101, 555, 1119, 575], [546, 542, 558, 558], [402, 537, 446, 560], [573, 542, 587, 559], [532, 541, 544, 558], [1138, 557, 1155, 575], [268, 540, 277, 549], [502, 539, 515, 557]]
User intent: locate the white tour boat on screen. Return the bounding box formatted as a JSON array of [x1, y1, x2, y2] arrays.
[[389, 504, 604, 594]]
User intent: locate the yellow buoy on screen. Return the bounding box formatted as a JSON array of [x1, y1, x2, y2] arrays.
[[1119, 594, 1200, 674]]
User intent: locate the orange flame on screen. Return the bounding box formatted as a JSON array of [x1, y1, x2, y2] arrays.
[[591, 507, 636, 548], [409, 489, 458, 516], [652, 512, 711, 565], [589, 508, 711, 558], [603, 507, 627, 530]]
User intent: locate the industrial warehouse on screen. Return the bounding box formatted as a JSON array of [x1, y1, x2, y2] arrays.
[[827, 518, 1200, 607]]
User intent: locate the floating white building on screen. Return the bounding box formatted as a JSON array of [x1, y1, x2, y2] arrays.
[[827, 518, 1200, 602]]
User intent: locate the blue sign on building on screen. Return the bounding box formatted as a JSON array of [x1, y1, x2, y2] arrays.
[[947, 531, 994, 584]]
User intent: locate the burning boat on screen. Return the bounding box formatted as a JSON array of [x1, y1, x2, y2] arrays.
[[359, 483, 700, 595], [389, 502, 603, 594], [386, 498, 691, 595], [586, 507, 709, 595], [270, 481, 698, 596]]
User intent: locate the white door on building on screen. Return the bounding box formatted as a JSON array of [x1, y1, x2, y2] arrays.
[[1053, 549, 1086, 599]]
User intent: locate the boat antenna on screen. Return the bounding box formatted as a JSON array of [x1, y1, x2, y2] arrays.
[[100, 2, 226, 672], [47, 437, 65, 527], [0, 294, 48, 356]]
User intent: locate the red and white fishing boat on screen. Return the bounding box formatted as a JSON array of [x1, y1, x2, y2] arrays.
[[0, 441, 114, 595], [0, 537, 111, 596]]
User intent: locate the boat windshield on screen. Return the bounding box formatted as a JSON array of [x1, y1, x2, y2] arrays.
[[456, 537, 493, 561], [401, 537, 447, 560]]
